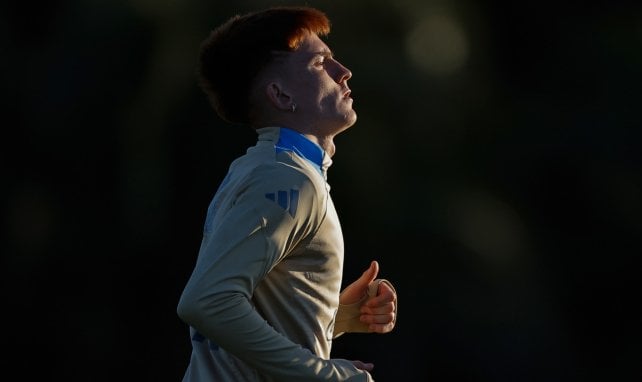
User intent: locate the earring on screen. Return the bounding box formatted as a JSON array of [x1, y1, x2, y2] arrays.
[[291, 103, 297, 112]]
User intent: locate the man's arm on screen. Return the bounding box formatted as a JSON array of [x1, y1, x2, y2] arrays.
[[178, 175, 372, 381]]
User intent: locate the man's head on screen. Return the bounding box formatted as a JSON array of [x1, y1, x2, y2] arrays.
[[198, 6, 356, 135]]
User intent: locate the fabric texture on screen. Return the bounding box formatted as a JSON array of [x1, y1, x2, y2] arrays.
[[177, 127, 373, 381]]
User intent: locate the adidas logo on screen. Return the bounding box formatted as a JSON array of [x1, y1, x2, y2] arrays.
[[265, 189, 299, 217]]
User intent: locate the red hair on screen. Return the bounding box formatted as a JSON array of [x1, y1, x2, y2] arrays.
[[198, 6, 331, 125]]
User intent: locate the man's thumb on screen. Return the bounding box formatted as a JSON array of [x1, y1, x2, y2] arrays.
[[340, 261, 380, 305], [357, 260, 379, 288]]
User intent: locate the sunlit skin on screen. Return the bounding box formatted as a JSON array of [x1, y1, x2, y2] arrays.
[[251, 31, 397, 373], [256, 33, 396, 331], [340, 260, 397, 333], [254, 31, 357, 157]]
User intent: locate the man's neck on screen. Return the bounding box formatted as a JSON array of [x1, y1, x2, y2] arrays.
[[304, 133, 335, 157]]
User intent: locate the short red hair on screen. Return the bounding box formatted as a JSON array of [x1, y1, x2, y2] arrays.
[[198, 6, 331, 125]]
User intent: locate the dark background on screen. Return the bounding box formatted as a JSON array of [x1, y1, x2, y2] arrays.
[[3, 0, 640, 380]]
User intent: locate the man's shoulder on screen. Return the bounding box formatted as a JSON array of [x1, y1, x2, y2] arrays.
[[252, 158, 318, 190]]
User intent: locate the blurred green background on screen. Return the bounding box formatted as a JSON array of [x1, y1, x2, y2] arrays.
[[3, 0, 641, 380]]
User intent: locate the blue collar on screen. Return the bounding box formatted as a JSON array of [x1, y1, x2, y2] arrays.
[[275, 127, 325, 174]]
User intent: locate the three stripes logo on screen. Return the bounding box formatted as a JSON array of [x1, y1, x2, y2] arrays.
[[265, 189, 299, 217]]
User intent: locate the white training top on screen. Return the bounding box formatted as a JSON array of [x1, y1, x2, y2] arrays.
[[177, 126, 373, 381]]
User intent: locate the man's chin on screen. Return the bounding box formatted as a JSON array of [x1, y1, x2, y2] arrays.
[[345, 109, 357, 127], [338, 113, 357, 133]]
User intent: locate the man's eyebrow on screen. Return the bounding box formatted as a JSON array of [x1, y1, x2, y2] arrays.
[[312, 49, 334, 58]]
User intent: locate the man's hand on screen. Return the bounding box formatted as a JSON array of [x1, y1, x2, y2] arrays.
[[352, 360, 374, 372], [339, 261, 397, 333]]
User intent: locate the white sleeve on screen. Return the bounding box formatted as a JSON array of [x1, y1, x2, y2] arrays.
[[177, 172, 371, 381]]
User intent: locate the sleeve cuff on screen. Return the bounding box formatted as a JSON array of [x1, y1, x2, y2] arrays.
[[333, 279, 397, 337]]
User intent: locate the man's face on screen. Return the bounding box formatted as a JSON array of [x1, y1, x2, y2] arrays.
[[281, 32, 356, 134]]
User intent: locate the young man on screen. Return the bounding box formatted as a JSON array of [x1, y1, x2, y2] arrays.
[[177, 6, 398, 381]]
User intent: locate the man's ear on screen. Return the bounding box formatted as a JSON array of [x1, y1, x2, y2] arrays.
[[266, 82, 294, 112]]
